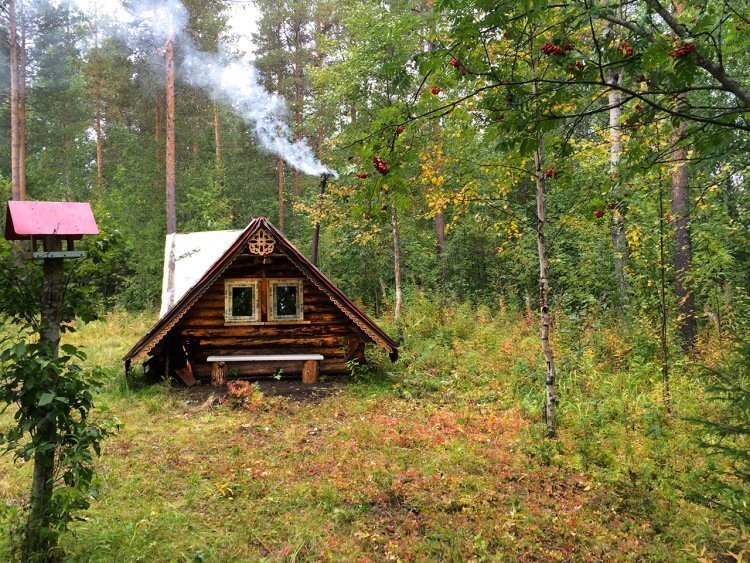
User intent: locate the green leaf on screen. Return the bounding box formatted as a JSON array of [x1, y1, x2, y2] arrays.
[[39, 392, 55, 406]]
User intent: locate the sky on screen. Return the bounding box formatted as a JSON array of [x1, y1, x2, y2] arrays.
[[64, 0, 260, 56], [227, 2, 260, 57]]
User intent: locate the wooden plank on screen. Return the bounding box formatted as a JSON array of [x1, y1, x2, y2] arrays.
[[193, 336, 344, 347], [301, 360, 320, 384], [207, 354, 324, 362], [184, 310, 347, 322], [197, 347, 345, 356], [180, 326, 359, 338], [210, 361, 226, 386], [193, 358, 350, 378]]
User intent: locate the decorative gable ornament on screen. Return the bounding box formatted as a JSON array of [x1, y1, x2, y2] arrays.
[[247, 229, 275, 256]]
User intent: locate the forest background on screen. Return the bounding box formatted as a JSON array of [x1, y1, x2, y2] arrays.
[[1, 0, 749, 559]]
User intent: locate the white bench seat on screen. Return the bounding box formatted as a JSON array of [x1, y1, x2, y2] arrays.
[[207, 354, 324, 386], [207, 354, 324, 362]]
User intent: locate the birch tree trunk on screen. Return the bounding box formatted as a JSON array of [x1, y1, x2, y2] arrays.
[[534, 142, 558, 437], [671, 118, 696, 348], [391, 204, 403, 321], [534, 139, 556, 436], [607, 71, 630, 307], [526, 59, 559, 436], [603, 3, 630, 309]]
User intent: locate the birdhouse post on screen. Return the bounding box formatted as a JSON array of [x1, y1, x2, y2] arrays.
[[4, 201, 99, 356], [4, 201, 99, 555]]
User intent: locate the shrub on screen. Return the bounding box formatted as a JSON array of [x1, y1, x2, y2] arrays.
[[222, 381, 266, 411]]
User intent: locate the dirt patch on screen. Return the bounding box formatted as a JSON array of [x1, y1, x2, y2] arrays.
[[175, 374, 351, 406]]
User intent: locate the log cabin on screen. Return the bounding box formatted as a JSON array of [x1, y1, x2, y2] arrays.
[[124, 217, 398, 386]]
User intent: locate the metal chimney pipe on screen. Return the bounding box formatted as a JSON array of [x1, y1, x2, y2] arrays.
[[310, 173, 331, 267]]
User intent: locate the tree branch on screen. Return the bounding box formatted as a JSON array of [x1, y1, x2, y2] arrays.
[[643, 0, 750, 107]]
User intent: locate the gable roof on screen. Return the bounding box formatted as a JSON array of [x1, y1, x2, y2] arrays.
[[5, 201, 99, 241], [124, 217, 398, 366], [159, 229, 244, 317]]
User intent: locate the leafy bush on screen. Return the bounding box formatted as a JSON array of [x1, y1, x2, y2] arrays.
[[0, 341, 117, 558], [689, 337, 750, 524]]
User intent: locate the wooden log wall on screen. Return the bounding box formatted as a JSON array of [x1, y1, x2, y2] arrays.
[[175, 251, 367, 378]]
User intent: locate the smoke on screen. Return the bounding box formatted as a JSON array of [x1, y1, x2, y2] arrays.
[[182, 52, 334, 177], [72, 0, 337, 178]]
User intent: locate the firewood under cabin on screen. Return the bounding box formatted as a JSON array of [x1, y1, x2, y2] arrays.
[[124, 217, 398, 386]]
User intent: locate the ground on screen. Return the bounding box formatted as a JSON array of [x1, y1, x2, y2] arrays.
[[183, 373, 350, 406], [0, 309, 746, 561]]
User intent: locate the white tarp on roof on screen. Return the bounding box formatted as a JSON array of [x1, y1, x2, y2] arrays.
[[160, 229, 244, 318]]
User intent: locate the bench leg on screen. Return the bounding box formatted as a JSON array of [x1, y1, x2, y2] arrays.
[[302, 360, 319, 384], [211, 361, 226, 387]]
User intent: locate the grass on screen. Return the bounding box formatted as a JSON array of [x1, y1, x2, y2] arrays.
[[0, 299, 747, 560]]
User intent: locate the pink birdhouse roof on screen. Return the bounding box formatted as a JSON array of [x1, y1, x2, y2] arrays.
[[4, 201, 99, 241]]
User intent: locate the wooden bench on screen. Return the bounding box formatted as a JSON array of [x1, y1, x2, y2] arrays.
[[206, 354, 324, 386]]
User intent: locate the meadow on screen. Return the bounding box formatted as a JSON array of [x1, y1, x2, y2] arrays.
[[0, 301, 746, 561]]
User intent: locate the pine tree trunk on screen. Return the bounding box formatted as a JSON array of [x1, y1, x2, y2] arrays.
[[8, 0, 21, 201], [534, 137, 557, 437], [63, 134, 72, 197], [18, 0, 26, 199], [94, 19, 104, 198], [391, 204, 403, 321], [156, 95, 163, 162], [24, 237, 64, 559], [95, 94, 103, 196], [278, 156, 285, 234], [191, 113, 199, 162], [165, 38, 176, 235], [277, 71, 285, 232], [213, 101, 221, 189], [293, 25, 304, 236]]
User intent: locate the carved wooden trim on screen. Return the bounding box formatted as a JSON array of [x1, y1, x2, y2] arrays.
[[247, 229, 275, 256]]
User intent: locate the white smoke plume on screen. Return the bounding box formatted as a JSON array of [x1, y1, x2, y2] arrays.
[[71, 0, 337, 178]]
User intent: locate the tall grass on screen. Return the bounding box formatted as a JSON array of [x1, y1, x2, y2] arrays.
[[0, 301, 746, 560]]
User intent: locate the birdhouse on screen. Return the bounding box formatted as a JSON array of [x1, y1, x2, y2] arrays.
[[4, 201, 99, 258]]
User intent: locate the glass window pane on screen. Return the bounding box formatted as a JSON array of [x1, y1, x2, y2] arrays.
[[275, 285, 298, 317], [232, 286, 254, 317]]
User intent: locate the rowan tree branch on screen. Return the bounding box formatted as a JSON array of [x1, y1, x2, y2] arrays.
[[642, 0, 750, 107]]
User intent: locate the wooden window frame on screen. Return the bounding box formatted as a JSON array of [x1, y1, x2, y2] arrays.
[[224, 279, 260, 324], [268, 279, 304, 322]]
